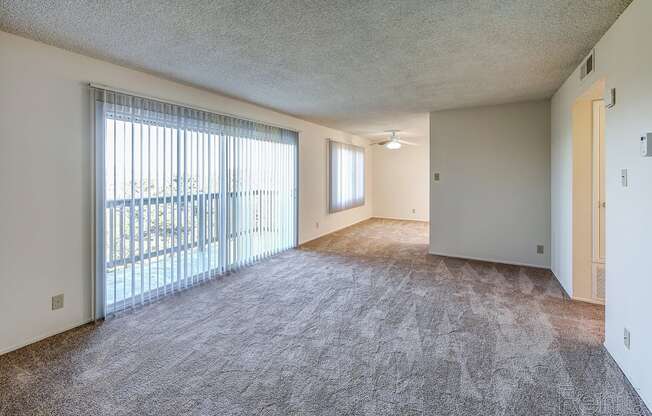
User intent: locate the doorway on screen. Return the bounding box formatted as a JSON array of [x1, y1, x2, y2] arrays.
[[591, 99, 606, 302], [571, 79, 606, 305]]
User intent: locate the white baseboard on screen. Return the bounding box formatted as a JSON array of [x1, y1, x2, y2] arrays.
[[428, 250, 549, 270], [549, 270, 572, 299], [572, 295, 605, 306], [372, 216, 429, 223], [299, 216, 373, 246], [0, 318, 93, 356]]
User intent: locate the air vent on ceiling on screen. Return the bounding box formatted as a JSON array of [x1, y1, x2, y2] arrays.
[[580, 50, 595, 80]]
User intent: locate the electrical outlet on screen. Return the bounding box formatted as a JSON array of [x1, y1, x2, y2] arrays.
[[433, 172, 440, 182], [412, 208, 416, 214], [537, 245, 544, 254], [52, 294, 64, 310], [624, 328, 630, 350], [315, 222, 319, 229]]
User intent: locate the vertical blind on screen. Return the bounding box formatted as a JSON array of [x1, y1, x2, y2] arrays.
[[329, 140, 365, 213], [92, 86, 298, 318]]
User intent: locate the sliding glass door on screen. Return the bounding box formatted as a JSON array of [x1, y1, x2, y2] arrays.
[[92, 87, 297, 317]]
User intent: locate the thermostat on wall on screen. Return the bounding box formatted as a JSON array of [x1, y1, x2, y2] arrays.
[[641, 133, 652, 157]]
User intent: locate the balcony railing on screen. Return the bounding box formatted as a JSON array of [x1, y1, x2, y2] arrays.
[[105, 189, 280, 269]]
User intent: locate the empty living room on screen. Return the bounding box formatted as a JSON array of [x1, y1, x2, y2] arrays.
[[1, 1, 651, 415]]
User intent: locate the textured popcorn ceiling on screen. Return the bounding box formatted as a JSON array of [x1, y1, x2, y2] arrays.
[[0, 0, 631, 139]]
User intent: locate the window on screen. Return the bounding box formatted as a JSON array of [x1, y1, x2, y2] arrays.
[[92, 87, 298, 317], [329, 140, 365, 213]]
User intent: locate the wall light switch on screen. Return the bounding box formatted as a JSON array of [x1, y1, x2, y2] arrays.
[[641, 133, 652, 157], [621, 169, 628, 187], [433, 172, 440, 182]]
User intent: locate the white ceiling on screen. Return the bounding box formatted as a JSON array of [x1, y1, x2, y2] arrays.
[[0, 0, 631, 141]]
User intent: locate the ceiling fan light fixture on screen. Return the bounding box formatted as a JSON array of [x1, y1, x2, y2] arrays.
[[385, 141, 401, 150]]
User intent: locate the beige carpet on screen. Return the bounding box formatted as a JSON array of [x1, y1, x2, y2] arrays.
[[0, 218, 648, 415]]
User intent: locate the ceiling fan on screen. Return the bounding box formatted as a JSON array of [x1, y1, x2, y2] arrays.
[[370, 130, 417, 150]]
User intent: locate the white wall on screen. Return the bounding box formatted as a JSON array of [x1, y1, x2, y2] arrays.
[[372, 128, 429, 221], [430, 100, 551, 268], [0, 31, 373, 354], [550, 0, 651, 406]]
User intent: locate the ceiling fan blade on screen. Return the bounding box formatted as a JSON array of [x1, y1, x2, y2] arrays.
[[398, 139, 418, 146], [371, 140, 390, 146]]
